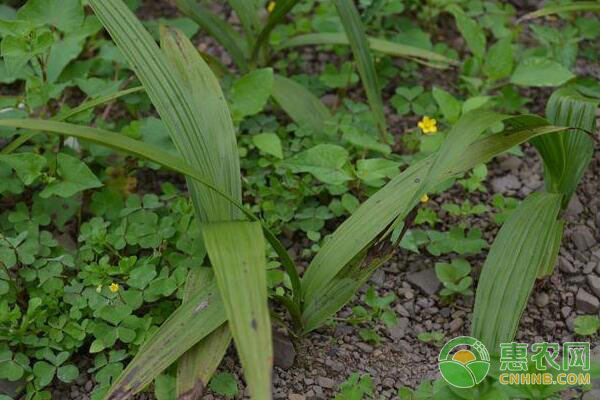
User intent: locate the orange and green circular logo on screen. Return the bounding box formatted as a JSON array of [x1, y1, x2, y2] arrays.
[[438, 336, 490, 388]]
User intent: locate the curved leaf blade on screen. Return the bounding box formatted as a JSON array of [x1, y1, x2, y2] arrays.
[[103, 277, 226, 400], [175, 0, 249, 71], [471, 193, 563, 353], [301, 114, 570, 332], [333, 0, 387, 142], [532, 87, 598, 207], [177, 268, 231, 399], [88, 0, 242, 223], [1, 86, 144, 154], [277, 32, 457, 65], [519, 1, 600, 21], [272, 74, 332, 133], [251, 0, 300, 62]]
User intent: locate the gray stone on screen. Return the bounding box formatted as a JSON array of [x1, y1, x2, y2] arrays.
[[491, 175, 521, 193], [387, 324, 405, 340], [576, 289, 600, 313], [573, 226, 596, 252], [273, 332, 296, 370], [395, 304, 410, 317], [566, 195, 584, 217], [584, 261, 598, 274], [356, 342, 373, 353], [499, 156, 523, 172], [583, 389, 600, 400], [449, 318, 463, 333], [559, 256, 578, 274], [535, 292, 550, 307], [588, 275, 600, 298], [317, 377, 335, 389], [369, 269, 385, 286], [320, 94, 337, 108], [289, 395, 306, 400], [406, 268, 441, 295]]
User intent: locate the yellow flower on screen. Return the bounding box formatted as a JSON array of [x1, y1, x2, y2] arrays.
[[96, 285, 102, 293], [420, 194, 429, 203], [109, 283, 120, 293], [267, 1, 276, 12], [418, 116, 438, 135]]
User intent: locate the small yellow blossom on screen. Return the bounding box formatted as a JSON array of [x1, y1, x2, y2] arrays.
[[96, 285, 102, 293], [418, 116, 438, 135], [420, 194, 429, 203], [109, 283, 120, 293], [267, 1, 276, 12]]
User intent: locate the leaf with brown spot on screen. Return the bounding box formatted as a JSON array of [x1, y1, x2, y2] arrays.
[[203, 221, 272, 400]]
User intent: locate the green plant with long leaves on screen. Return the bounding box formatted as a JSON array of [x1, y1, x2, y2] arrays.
[[175, 0, 456, 142], [0, 1, 597, 399], [401, 87, 599, 400]]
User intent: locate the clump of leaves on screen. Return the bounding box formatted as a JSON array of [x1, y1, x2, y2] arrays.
[[417, 331, 446, 347], [435, 259, 474, 298], [209, 372, 239, 398], [574, 315, 600, 336], [491, 193, 519, 224], [349, 286, 397, 344], [335, 372, 374, 400]]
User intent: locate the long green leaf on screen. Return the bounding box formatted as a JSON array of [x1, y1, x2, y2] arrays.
[[272, 74, 332, 133], [538, 219, 564, 278], [277, 33, 457, 66], [519, 1, 600, 21], [177, 268, 231, 399], [88, 0, 242, 224], [251, 0, 300, 63], [301, 114, 571, 332], [532, 87, 598, 207], [175, 0, 249, 71], [203, 221, 272, 400], [1, 86, 144, 154], [333, 0, 387, 142], [471, 193, 562, 353], [103, 276, 226, 399]]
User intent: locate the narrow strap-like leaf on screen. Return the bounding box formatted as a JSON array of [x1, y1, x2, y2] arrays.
[[226, 0, 261, 46], [175, 0, 249, 71], [277, 32, 457, 66], [519, 1, 600, 21], [251, 0, 300, 63], [301, 114, 571, 332], [472, 193, 562, 353], [203, 221, 273, 400], [1, 86, 144, 154], [532, 87, 598, 207], [272, 74, 332, 133], [177, 268, 231, 399], [88, 0, 242, 223], [102, 277, 227, 399], [333, 0, 387, 142]]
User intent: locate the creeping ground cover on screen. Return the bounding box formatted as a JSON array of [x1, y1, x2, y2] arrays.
[[0, 0, 600, 399]]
